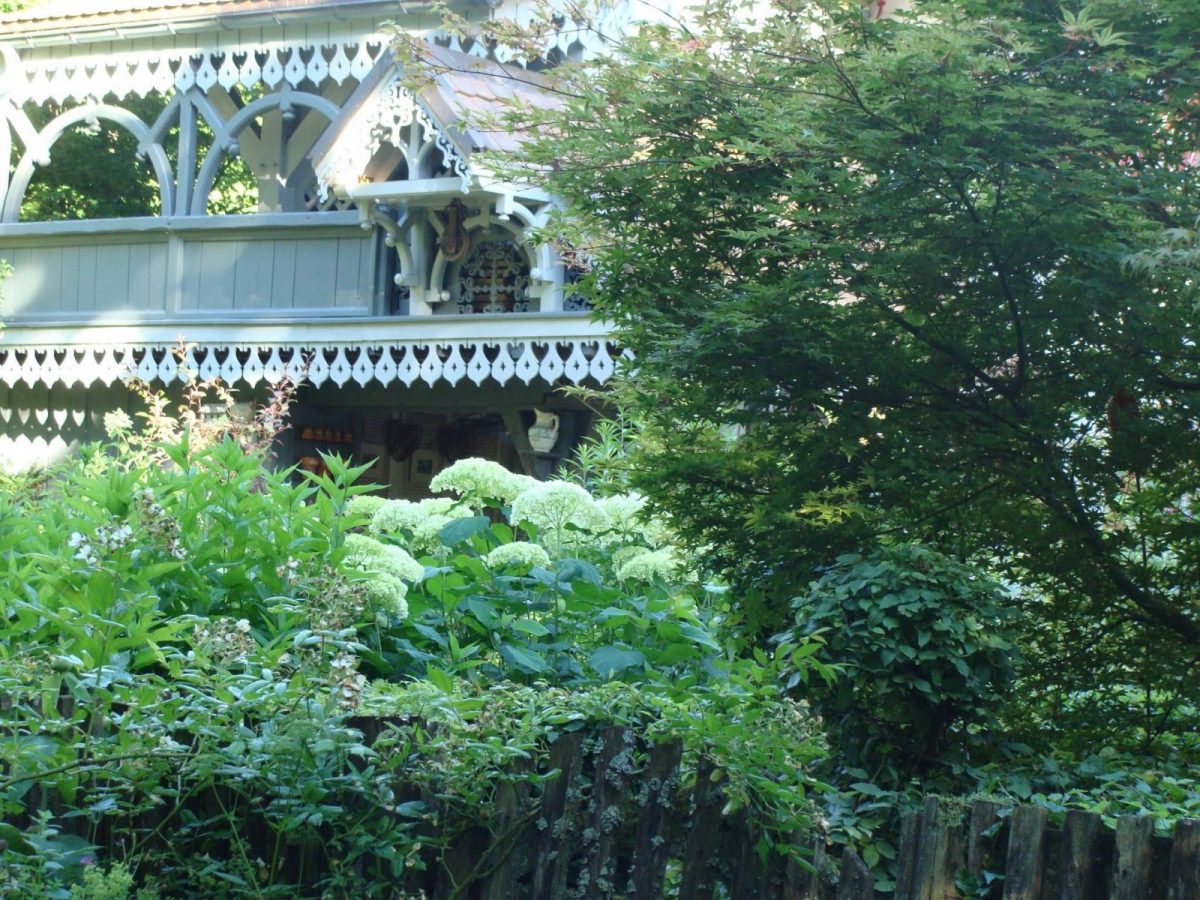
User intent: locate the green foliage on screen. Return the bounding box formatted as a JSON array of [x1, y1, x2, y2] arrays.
[[69, 862, 160, 900], [780, 545, 1018, 788], [0, 424, 825, 894], [502, 0, 1200, 753], [20, 99, 164, 221]]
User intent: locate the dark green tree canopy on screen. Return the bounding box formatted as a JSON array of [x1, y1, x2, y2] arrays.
[[514, 1, 1200, 664]]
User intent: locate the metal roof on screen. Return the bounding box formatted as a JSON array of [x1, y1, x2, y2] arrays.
[[420, 43, 564, 155]]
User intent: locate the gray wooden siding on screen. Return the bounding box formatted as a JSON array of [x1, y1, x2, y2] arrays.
[[3, 239, 172, 317], [0, 214, 375, 320]]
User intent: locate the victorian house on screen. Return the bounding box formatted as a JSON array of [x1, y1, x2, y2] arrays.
[[0, 0, 633, 491]]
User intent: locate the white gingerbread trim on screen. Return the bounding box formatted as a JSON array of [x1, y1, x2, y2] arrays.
[[0, 315, 623, 390], [314, 72, 472, 202], [6, 37, 390, 106]]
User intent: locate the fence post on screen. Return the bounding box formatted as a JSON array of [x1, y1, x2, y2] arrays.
[[837, 848, 875, 900], [966, 799, 1003, 888], [1166, 819, 1200, 900], [678, 757, 726, 900], [627, 739, 682, 898], [895, 807, 923, 900], [530, 731, 586, 900], [1112, 815, 1153, 900], [911, 796, 964, 900], [1060, 809, 1110, 899], [1003, 805, 1047, 900]]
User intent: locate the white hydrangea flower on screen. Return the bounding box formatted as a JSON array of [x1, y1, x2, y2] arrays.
[[370, 499, 426, 536], [641, 517, 676, 549], [616, 547, 681, 583], [509, 481, 607, 535], [596, 493, 647, 526], [419, 497, 460, 515], [411, 514, 455, 555], [485, 541, 552, 571], [506, 473, 540, 498], [610, 544, 652, 573], [346, 495, 387, 519], [342, 533, 425, 583], [365, 572, 409, 619], [429, 458, 533, 507]]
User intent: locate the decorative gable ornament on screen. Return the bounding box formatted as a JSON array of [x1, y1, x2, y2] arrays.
[[313, 71, 472, 203]]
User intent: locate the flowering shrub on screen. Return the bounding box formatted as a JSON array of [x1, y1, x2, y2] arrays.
[[0, 433, 753, 896], [349, 457, 726, 684]]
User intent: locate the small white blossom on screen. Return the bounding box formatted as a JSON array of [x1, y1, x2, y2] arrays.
[[102, 408, 134, 437], [485, 541, 552, 571]]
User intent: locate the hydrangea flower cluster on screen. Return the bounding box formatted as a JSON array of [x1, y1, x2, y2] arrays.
[[595, 493, 646, 527], [509, 481, 607, 536], [345, 534, 425, 581], [370, 499, 428, 536], [370, 497, 466, 555], [616, 547, 681, 583], [429, 458, 538, 508], [484, 541, 552, 571], [346, 495, 387, 519], [340, 533, 424, 617]]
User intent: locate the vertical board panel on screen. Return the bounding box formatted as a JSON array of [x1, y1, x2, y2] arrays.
[[180, 236, 202, 310], [40, 246, 63, 312], [233, 237, 274, 309], [6, 247, 34, 316], [147, 243, 169, 312], [76, 243, 98, 312], [333, 237, 364, 308], [195, 240, 237, 309], [270, 239, 297, 310], [59, 246, 81, 312], [126, 242, 151, 310], [290, 238, 337, 308], [93, 243, 130, 313]]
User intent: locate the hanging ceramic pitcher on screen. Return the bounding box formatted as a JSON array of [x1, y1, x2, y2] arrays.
[[528, 409, 560, 453]]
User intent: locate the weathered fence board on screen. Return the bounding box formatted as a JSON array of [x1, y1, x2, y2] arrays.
[[1005, 805, 1048, 900], [1166, 819, 1200, 900], [1113, 815, 1154, 900]]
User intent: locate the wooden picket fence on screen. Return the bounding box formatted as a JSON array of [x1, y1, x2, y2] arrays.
[[359, 721, 822, 899], [13, 707, 1200, 898], [834, 795, 1200, 900]]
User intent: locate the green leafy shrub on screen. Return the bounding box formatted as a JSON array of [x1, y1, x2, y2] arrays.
[[779, 544, 1019, 788]]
